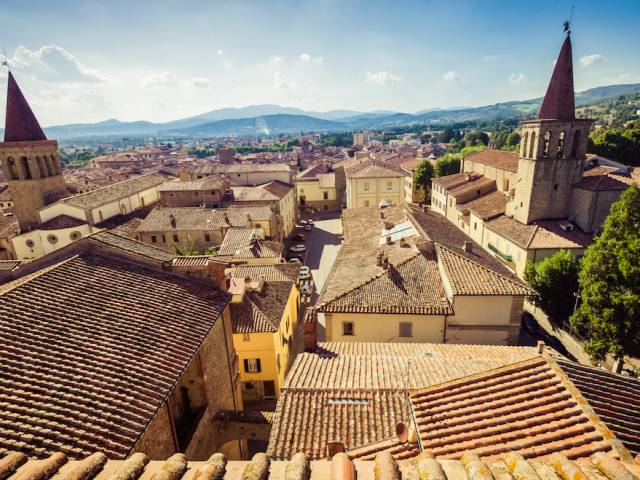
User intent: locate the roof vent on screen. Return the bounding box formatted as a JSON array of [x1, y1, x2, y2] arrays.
[[379, 199, 390, 209], [463, 241, 473, 253], [558, 220, 574, 232]]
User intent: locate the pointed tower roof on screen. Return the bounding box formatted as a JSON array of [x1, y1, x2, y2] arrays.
[[4, 71, 47, 142], [538, 33, 575, 121]]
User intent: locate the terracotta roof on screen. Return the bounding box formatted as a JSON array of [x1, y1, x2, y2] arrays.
[[3, 72, 47, 143], [231, 181, 293, 202], [171, 255, 213, 269], [449, 176, 496, 200], [557, 359, 640, 456], [217, 228, 283, 259], [319, 252, 452, 315], [269, 343, 542, 460], [317, 172, 336, 189], [410, 356, 628, 461], [0, 212, 19, 239], [574, 166, 638, 191], [0, 252, 229, 459], [157, 176, 228, 192], [230, 263, 300, 282], [464, 150, 519, 173], [1, 449, 639, 480], [61, 173, 168, 210], [400, 157, 423, 171], [37, 214, 87, 231], [346, 160, 406, 179], [137, 206, 273, 233], [230, 281, 294, 333], [0, 260, 23, 272], [435, 245, 530, 296], [539, 34, 575, 121], [456, 190, 507, 219], [87, 230, 175, 262], [297, 164, 332, 180], [484, 215, 538, 249], [189, 163, 290, 175], [432, 173, 471, 189]]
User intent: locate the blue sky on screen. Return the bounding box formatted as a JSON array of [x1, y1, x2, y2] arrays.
[[1, 0, 639, 125]]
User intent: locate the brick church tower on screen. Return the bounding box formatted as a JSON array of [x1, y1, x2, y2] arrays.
[[0, 72, 67, 231], [508, 28, 593, 225]]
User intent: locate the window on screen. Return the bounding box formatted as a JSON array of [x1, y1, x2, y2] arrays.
[[98, 210, 103, 222], [554, 183, 558, 191], [173, 234, 179, 242], [323, 191, 329, 200], [244, 358, 261, 373], [204, 234, 211, 242], [151, 235, 157, 243], [571, 130, 581, 157], [162, 235, 166, 243], [387, 181, 392, 190], [243, 332, 250, 342], [7, 158, 17, 180], [474, 222, 477, 231], [277, 354, 281, 373], [342, 322, 354, 336], [399, 322, 413, 338], [324, 204, 328, 211], [543, 131, 551, 157], [20, 157, 31, 179], [557, 131, 565, 158], [529, 132, 536, 158], [364, 182, 370, 191]]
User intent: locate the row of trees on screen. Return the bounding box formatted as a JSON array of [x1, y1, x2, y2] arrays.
[[525, 186, 640, 363]]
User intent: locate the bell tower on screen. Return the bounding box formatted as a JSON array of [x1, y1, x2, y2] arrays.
[[508, 27, 593, 225], [0, 72, 66, 231]]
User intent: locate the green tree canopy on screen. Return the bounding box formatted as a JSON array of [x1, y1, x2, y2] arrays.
[[413, 159, 435, 199], [589, 120, 640, 165], [570, 185, 640, 361], [435, 154, 461, 177], [525, 250, 579, 324]]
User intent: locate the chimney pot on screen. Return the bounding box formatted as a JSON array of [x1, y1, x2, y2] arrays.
[[537, 340, 545, 354]]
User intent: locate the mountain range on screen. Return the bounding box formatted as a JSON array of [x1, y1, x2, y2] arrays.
[[3, 83, 640, 140]]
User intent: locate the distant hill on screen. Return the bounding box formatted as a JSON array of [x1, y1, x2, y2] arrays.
[[1, 83, 638, 140]]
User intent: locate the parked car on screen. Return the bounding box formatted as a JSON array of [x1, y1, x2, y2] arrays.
[[303, 224, 312, 231], [521, 312, 539, 335], [294, 233, 306, 241], [298, 266, 311, 280], [306, 219, 314, 225], [299, 220, 308, 226], [288, 257, 302, 264], [290, 244, 306, 253], [300, 284, 313, 296]]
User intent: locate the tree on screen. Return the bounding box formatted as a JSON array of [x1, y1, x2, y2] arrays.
[[525, 250, 579, 324], [570, 185, 640, 362], [435, 154, 461, 177], [463, 130, 489, 147], [589, 120, 640, 165], [172, 243, 201, 256], [413, 159, 435, 200]]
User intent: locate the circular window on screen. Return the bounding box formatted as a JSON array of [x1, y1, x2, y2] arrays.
[[47, 234, 58, 244], [25, 239, 35, 248], [70, 231, 82, 241]]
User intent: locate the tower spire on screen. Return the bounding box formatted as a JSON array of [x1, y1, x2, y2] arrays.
[[538, 28, 575, 121], [4, 71, 47, 142]]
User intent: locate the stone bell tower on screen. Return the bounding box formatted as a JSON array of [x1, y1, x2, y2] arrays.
[[0, 72, 66, 231], [508, 28, 593, 225]]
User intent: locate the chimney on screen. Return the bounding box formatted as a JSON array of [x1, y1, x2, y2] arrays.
[[400, 237, 407, 248], [303, 308, 318, 352], [416, 240, 435, 256], [376, 251, 384, 267], [380, 211, 385, 219], [385, 235, 393, 245], [463, 241, 473, 253], [537, 341, 545, 354], [383, 220, 394, 230], [612, 358, 624, 374], [206, 258, 228, 289], [246, 213, 252, 228]]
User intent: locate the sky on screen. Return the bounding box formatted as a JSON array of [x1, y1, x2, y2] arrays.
[[0, 0, 639, 126]]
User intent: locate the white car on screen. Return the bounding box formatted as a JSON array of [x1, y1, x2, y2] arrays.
[[300, 284, 313, 296], [306, 219, 314, 225], [288, 257, 302, 264], [298, 266, 311, 280], [299, 220, 308, 226], [303, 224, 312, 231], [290, 244, 306, 253]]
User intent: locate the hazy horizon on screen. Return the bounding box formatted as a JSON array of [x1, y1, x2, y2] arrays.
[[1, 0, 639, 127]]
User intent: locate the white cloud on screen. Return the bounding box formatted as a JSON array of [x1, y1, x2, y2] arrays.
[[11, 45, 108, 83], [579, 54, 604, 67], [273, 72, 296, 90], [186, 76, 211, 88], [508, 72, 526, 84], [442, 70, 459, 82], [217, 49, 223, 56], [270, 55, 284, 64], [366, 71, 401, 85], [141, 72, 178, 87], [481, 55, 497, 62], [300, 53, 323, 64]]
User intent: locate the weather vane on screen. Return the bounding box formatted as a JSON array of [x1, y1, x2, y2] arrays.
[[1, 47, 9, 69], [564, 5, 575, 35]]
